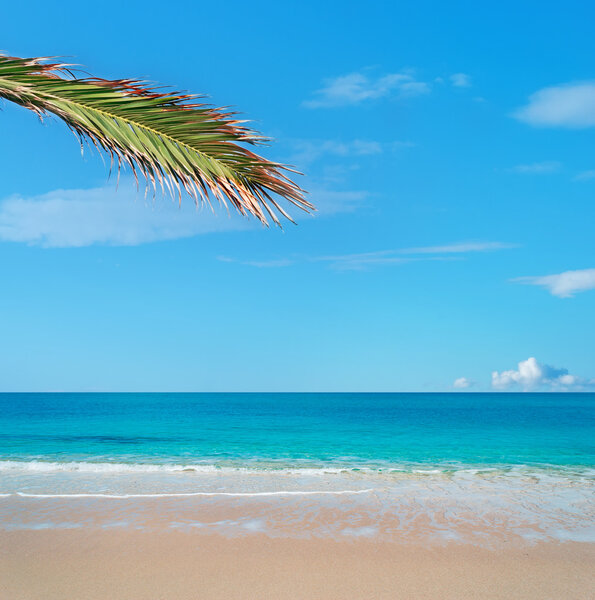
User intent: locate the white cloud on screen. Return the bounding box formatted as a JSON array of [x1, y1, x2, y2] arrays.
[[573, 169, 595, 181], [303, 71, 430, 108], [507, 161, 561, 174], [0, 182, 253, 247], [453, 377, 473, 389], [513, 268, 595, 298], [514, 82, 595, 128], [512, 269, 595, 298], [450, 73, 471, 88], [492, 357, 593, 391]]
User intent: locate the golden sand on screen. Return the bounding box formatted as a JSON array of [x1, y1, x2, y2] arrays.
[[2, 529, 593, 600]]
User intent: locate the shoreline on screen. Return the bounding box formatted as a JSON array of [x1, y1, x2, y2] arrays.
[[2, 529, 593, 600], [2, 466, 593, 545]]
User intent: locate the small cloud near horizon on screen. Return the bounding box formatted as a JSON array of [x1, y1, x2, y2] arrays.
[[513, 268, 595, 298], [492, 357, 593, 391], [453, 377, 473, 389], [514, 82, 595, 128]]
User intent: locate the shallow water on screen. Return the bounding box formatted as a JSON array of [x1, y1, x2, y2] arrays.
[[1, 393, 593, 543]]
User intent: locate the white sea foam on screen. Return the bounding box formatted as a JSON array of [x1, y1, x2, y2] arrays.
[[1, 459, 592, 479], [411, 469, 443, 474], [0, 460, 353, 476], [12, 489, 375, 499], [0, 460, 220, 474]]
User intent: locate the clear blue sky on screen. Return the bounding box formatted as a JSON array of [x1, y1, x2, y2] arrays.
[[1, 0, 594, 392]]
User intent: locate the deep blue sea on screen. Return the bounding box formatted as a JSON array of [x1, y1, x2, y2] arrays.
[[1, 392, 593, 470]]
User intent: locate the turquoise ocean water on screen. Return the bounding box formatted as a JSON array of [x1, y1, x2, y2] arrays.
[[1, 392, 594, 471], [1, 393, 594, 541]]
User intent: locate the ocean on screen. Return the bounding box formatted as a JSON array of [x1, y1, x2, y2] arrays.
[[1, 392, 594, 543]]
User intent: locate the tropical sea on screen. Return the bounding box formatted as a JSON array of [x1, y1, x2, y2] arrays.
[[1, 392, 594, 543]]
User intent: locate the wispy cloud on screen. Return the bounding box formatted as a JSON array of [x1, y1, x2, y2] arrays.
[[314, 250, 416, 270], [399, 241, 518, 254], [450, 73, 472, 88], [0, 182, 253, 247], [514, 82, 595, 128], [218, 256, 295, 268], [219, 240, 516, 271], [507, 161, 561, 174], [0, 178, 374, 248], [303, 71, 430, 108], [309, 188, 370, 215], [287, 139, 414, 166], [513, 268, 595, 298], [573, 169, 595, 181], [322, 241, 515, 270], [398, 81, 431, 97], [492, 357, 593, 391], [220, 251, 443, 271]]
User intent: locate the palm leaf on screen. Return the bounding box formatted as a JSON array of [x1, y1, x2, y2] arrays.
[[0, 54, 312, 226]]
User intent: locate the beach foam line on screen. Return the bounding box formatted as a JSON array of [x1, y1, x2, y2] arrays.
[[1, 460, 592, 480], [0, 460, 351, 475], [12, 489, 375, 499], [0, 460, 219, 473], [0, 460, 453, 477]]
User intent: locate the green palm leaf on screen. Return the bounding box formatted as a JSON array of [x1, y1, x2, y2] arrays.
[[0, 54, 312, 226]]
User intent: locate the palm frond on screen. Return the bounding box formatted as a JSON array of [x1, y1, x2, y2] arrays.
[[0, 54, 312, 226]]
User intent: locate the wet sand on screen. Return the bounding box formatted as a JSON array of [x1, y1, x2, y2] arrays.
[[2, 529, 593, 600]]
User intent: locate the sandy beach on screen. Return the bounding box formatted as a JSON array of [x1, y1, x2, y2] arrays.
[[2, 529, 593, 600]]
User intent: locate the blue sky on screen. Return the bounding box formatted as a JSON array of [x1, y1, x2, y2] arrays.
[[1, 0, 594, 391]]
